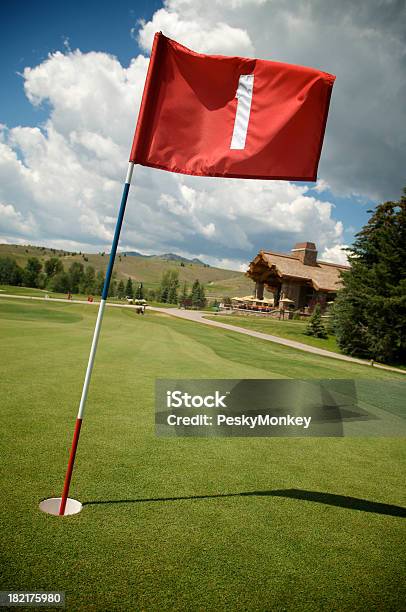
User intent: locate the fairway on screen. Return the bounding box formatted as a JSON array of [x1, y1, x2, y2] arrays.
[[1, 298, 405, 611]]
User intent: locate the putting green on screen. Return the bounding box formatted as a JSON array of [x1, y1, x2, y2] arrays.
[[0, 298, 404, 611]]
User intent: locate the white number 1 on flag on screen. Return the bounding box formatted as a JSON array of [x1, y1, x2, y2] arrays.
[[230, 74, 254, 150]]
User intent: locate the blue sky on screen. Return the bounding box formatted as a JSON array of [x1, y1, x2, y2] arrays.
[[0, 0, 404, 268], [1, 0, 160, 127]]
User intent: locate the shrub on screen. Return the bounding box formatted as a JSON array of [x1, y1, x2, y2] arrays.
[[305, 305, 328, 338]]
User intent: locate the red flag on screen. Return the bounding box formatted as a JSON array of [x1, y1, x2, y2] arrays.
[[130, 32, 335, 181]]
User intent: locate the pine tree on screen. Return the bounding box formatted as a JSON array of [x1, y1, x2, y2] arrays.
[[325, 302, 336, 335], [159, 270, 179, 303], [117, 279, 125, 299], [334, 190, 406, 364], [108, 279, 117, 297], [168, 276, 179, 304], [305, 304, 328, 338], [180, 281, 188, 307], [198, 283, 206, 308], [159, 271, 170, 303], [191, 280, 201, 309], [135, 282, 144, 299], [160, 285, 169, 303], [125, 277, 134, 298]]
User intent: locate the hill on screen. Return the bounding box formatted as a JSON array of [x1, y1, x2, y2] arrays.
[[124, 251, 207, 266], [0, 243, 253, 298]]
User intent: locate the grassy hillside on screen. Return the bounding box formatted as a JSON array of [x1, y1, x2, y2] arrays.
[[0, 297, 405, 611], [0, 243, 253, 298]]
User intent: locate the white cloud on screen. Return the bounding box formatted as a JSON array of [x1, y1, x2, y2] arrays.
[[320, 244, 350, 265], [137, 8, 254, 55], [313, 179, 330, 193], [0, 203, 37, 236], [202, 255, 250, 271]]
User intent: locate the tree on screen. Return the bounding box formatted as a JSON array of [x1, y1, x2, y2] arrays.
[[37, 272, 47, 289], [198, 283, 206, 308], [190, 279, 206, 309], [68, 262, 84, 293], [160, 284, 169, 303], [168, 273, 179, 304], [96, 271, 105, 295], [305, 304, 328, 338], [44, 257, 63, 281], [135, 282, 144, 299], [159, 270, 179, 303], [23, 257, 42, 288], [49, 271, 71, 293], [179, 281, 188, 307], [108, 279, 117, 298], [0, 257, 22, 285], [82, 266, 96, 294], [117, 279, 125, 299], [125, 277, 134, 298], [159, 271, 169, 302], [333, 191, 406, 364], [191, 280, 200, 308], [325, 302, 336, 336]]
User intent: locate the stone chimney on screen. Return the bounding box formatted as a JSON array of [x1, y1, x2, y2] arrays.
[[291, 242, 318, 266]]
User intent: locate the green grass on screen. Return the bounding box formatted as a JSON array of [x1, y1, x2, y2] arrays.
[[0, 285, 178, 309], [0, 301, 83, 323], [207, 314, 342, 353], [147, 301, 176, 308], [0, 298, 405, 611], [0, 284, 57, 297], [0, 283, 92, 301]]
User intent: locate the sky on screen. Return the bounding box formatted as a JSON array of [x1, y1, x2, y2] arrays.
[[0, 0, 405, 270]]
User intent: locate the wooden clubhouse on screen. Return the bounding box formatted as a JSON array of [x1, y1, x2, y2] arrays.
[[247, 242, 349, 312]]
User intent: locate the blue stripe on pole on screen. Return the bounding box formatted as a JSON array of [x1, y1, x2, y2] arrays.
[[101, 182, 131, 300]]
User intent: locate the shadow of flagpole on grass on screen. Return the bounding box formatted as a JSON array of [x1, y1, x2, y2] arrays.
[[83, 489, 406, 517]]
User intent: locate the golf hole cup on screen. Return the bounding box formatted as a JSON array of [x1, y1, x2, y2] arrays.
[[39, 497, 82, 516]]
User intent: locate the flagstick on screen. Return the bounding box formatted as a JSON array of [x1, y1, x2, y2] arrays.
[[58, 161, 135, 516]]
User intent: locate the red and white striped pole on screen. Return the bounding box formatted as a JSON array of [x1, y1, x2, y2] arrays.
[[39, 162, 135, 517]]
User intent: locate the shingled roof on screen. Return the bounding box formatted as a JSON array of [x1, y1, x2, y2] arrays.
[[248, 248, 350, 292]]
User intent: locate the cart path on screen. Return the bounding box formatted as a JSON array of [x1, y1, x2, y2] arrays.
[[1, 293, 404, 375]]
